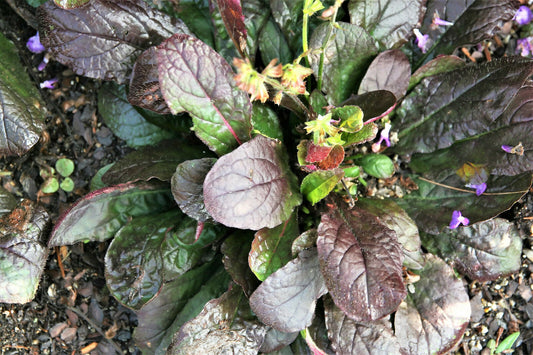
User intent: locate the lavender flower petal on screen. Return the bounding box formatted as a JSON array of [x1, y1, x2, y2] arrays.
[[27, 32, 45, 54]]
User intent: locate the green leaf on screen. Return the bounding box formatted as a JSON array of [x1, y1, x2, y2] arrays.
[[331, 106, 363, 133], [89, 163, 114, 191], [300, 169, 344, 205], [175, 0, 214, 48], [394, 57, 533, 155], [0, 186, 17, 217], [348, 0, 424, 49], [221, 231, 259, 296], [249, 212, 299, 281], [59, 177, 75, 192], [495, 332, 520, 353], [53, 0, 90, 8], [98, 82, 177, 148], [342, 123, 378, 146], [270, 0, 304, 54], [0, 32, 45, 156], [358, 154, 394, 179], [251, 103, 284, 141], [309, 22, 378, 105], [421, 218, 522, 282], [258, 19, 292, 65], [157, 34, 252, 155], [0, 200, 50, 303], [41, 178, 59, 194], [55, 158, 75, 177], [49, 182, 174, 246]]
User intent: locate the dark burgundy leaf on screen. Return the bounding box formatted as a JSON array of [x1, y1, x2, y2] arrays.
[[38, 0, 191, 83], [341, 90, 397, 122], [424, 0, 518, 56], [221, 231, 259, 296], [102, 141, 209, 185], [357, 198, 424, 270], [203, 135, 302, 230], [170, 285, 268, 354], [395, 254, 471, 355], [324, 296, 401, 355], [358, 49, 411, 99], [249, 248, 327, 333], [128, 47, 171, 114], [395, 57, 533, 155], [317, 200, 406, 322], [316, 145, 345, 171], [421, 218, 522, 282], [249, 212, 299, 281], [306, 142, 333, 163], [408, 55, 465, 91], [133, 261, 224, 353], [49, 182, 174, 247], [171, 158, 217, 222], [0, 33, 45, 156], [157, 34, 252, 155], [216, 0, 247, 57], [0, 200, 50, 303]]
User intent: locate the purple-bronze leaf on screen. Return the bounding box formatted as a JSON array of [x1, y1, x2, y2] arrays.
[[421, 218, 522, 282], [38, 0, 191, 83], [216, 0, 247, 57], [157, 34, 252, 155], [358, 49, 411, 100], [249, 212, 299, 281], [171, 285, 268, 354], [221, 231, 259, 296], [171, 158, 217, 223], [317, 200, 406, 322], [408, 55, 465, 91], [128, 47, 171, 114], [0, 200, 50, 303], [49, 182, 174, 247], [249, 248, 327, 333], [324, 296, 401, 355], [203, 135, 302, 230], [395, 254, 471, 355], [395, 57, 533, 155]]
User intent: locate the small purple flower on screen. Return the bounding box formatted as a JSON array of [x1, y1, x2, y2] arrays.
[[431, 12, 453, 29], [516, 37, 533, 57], [372, 122, 392, 152], [501, 144, 514, 153], [501, 142, 524, 156], [465, 182, 487, 196], [38, 56, 49, 72], [514, 6, 533, 26], [40, 78, 58, 89], [26, 32, 45, 54], [449, 210, 469, 229], [413, 29, 430, 53]]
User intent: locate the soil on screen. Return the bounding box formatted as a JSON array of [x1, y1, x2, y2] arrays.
[[0, 1, 532, 355]]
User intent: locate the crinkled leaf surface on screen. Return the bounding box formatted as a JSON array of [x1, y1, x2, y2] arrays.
[[0, 200, 50, 303], [170, 285, 268, 354], [215, 0, 247, 57], [348, 0, 423, 49], [241, 0, 270, 63], [0, 32, 45, 156], [309, 22, 378, 105], [0, 186, 16, 216], [422, 0, 518, 57], [102, 140, 208, 186], [394, 57, 533, 155], [317, 200, 406, 321], [301, 169, 344, 206], [221, 231, 259, 296], [157, 34, 252, 155], [260, 329, 298, 353], [171, 158, 217, 222], [49, 182, 174, 246], [128, 47, 171, 114], [105, 209, 222, 310], [269, 0, 303, 55], [249, 248, 327, 333], [251, 102, 284, 141], [98, 83, 176, 148], [133, 260, 223, 354], [357, 198, 424, 270], [324, 296, 401, 355], [38, 0, 191, 83], [396, 174, 531, 235], [408, 55, 465, 91], [204, 135, 302, 230], [249, 212, 299, 281], [408, 82, 533, 177], [258, 19, 292, 65], [395, 254, 471, 355], [358, 49, 411, 99], [421, 218, 522, 282]]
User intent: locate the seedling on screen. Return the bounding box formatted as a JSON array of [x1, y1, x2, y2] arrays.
[[39, 158, 75, 194]]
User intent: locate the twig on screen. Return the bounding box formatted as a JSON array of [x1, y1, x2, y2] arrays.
[[66, 306, 123, 355], [55, 246, 66, 279], [417, 176, 529, 196]]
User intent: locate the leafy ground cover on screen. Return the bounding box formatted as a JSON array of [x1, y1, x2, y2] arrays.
[[0, 0, 532, 354]]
